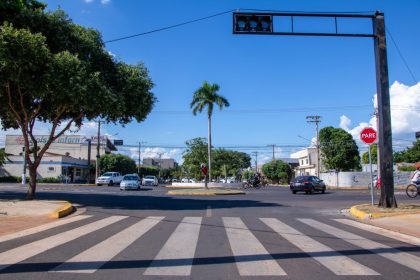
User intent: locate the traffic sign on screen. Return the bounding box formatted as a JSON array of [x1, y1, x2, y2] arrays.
[[360, 127, 377, 145]]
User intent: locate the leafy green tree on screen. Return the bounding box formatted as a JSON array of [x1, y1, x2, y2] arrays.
[[393, 140, 420, 163], [362, 144, 378, 164], [191, 82, 229, 185], [319, 127, 361, 171], [262, 160, 292, 184], [99, 154, 137, 175], [0, 148, 7, 166], [182, 138, 208, 180], [0, 5, 155, 199], [139, 166, 159, 177], [213, 149, 251, 179]]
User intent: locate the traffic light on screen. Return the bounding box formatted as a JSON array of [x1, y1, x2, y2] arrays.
[[233, 13, 273, 33]]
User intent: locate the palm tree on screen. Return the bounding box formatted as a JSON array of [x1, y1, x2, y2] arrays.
[[191, 82, 229, 187]]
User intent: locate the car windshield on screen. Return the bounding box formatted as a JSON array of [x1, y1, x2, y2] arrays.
[[123, 176, 138, 181], [145, 176, 155, 179], [102, 173, 113, 177], [295, 176, 310, 181]]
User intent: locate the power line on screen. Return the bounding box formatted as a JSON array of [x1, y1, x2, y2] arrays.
[[105, 9, 235, 43], [386, 27, 418, 84]]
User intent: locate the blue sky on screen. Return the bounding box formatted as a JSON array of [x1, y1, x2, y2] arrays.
[[2, 0, 420, 164]]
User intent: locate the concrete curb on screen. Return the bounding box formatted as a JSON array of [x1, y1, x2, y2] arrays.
[[48, 201, 74, 219], [349, 204, 406, 220]]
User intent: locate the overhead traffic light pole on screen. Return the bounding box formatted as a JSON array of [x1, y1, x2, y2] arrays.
[[233, 11, 396, 207]]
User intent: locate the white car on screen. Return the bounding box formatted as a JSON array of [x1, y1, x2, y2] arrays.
[[142, 175, 158, 186], [120, 174, 141, 191], [96, 172, 123, 186]]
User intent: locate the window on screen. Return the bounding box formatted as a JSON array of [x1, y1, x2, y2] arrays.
[[306, 158, 309, 164], [48, 167, 55, 172], [75, 169, 81, 177]]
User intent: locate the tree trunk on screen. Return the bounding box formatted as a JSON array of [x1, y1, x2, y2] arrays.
[[26, 166, 37, 200], [207, 115, 212, 189], [378, 184, 397, 208]]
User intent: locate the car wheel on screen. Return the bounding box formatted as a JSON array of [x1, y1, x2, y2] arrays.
[[108, 181, 113, 186], [97, 184, 101, 186], [309, 187, 314, 194], [292, 190, 297, 194], [321, 187, 326, 194]]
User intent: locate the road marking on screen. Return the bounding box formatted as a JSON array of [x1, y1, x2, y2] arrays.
[[206, 205, 212, 217], [223, 217, 286, 276], [261, 218, 378, 275], [0, 215, 127, 271], [334, 219, 420, 246], [299, 219, 420, 273], [0, 215, 91, 243], [51, 216, 164, 273], [144, 217, 202, 276]]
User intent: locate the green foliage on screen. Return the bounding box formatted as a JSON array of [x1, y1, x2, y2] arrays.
[[212, 149, 251, 178], [0, 148, 7, 166], [262, 160, 292, 184], [99, 154, 137, 175], [182, 138, 208, 179], [319, 126, 361, 171], [0, 6, 155, 198], [393, 140, 420, 163], [241, 170, 254, 181], [190, 82, 229, 118], [398, 165, 416, 172], [139, 166, 159, 177], [0, 176, 21, 183], [362, 144, 377, 164], [37, 177, 61, 183]]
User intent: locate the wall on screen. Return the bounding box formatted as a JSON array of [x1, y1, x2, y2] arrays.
[[320, 171, 412, 188]]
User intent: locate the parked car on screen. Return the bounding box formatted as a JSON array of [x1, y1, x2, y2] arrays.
[[290, 176, 326, 194], [181, 178, 190, 183], [120, 174, 141, 191], [142, 175, 158, 186], [96, 172, 123, 186]]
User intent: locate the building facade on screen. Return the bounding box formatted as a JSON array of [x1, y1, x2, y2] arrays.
[[3, 135, 117, 183], [142, 158, 178, 169], [290, 147, 319, 176]]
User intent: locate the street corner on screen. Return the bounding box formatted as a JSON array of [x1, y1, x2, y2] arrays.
[[167, 188, 245, 196], [48, 201, 75, 219], [350, 203, 420, 220]]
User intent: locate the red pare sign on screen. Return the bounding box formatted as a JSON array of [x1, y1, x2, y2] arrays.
[[360, 127, 377, 145]]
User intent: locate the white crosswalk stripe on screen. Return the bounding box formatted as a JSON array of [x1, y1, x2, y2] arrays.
[[224, 217, 287, 276], [144, 217, 202, 276], [334, 218, 420, 246], [261, 218, 379, 275], [0, 215, 91, 244], [0, 216, 127, 271], [51, 216, 164, 273], [299, 218, 420, 273], [1, 215, 419, 276]]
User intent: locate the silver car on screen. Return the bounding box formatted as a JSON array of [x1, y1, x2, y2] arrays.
[[119, 174, 141, 191]]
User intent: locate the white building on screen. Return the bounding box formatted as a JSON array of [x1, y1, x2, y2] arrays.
[[290, 147, 319, 176], [3, 135, 117, 183]]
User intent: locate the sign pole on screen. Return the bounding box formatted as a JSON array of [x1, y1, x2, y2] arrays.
[[368, 145, 374, 206]]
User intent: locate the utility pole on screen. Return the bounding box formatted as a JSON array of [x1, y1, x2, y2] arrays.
[[87, 139, 91, 184], [137, 141, 146, 176], [95, 120, 102, 180], [157, 152, 163, 179], [252, 151, 258, 172], [306, 116, 321, 177], [268, 144, 276, 161]]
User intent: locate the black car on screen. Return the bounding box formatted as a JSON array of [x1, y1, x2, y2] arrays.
[[290, 176, 326, 194]]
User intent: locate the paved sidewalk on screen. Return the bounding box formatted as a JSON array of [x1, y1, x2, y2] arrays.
[[350, 203, 420, 238], [0, 200, 74, 236]]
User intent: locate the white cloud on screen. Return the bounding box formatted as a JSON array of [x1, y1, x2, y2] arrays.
[[100, 0, 111, 4], [340, 81, 420, 145], [84, 0, 94, 3]]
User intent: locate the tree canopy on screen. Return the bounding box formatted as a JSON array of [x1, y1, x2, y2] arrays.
[[393, 140, 420, 163], [0, 3, 155, 199], [362, 143, 378, 164], [262, 160, 292, 184], [319, 126, 361, 171], [99, 154, 137, 175]]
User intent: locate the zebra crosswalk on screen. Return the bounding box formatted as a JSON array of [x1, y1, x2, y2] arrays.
[[0, 214, 419, 277]]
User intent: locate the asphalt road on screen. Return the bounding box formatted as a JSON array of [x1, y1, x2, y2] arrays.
[[0, 184, 419, 280]]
